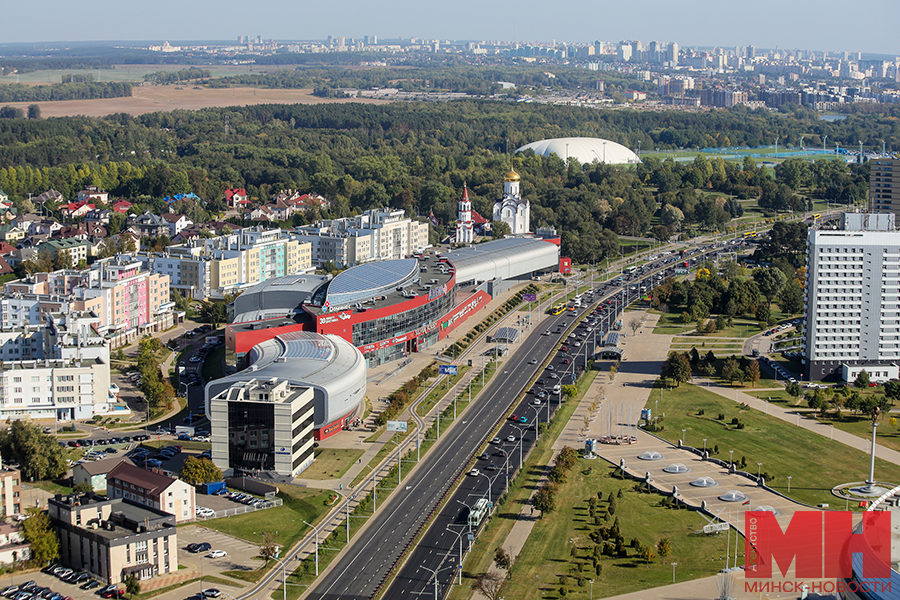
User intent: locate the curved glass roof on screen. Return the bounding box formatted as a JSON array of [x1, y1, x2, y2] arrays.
[[325, 259, 419, 308], [278, 331, 335, 361]]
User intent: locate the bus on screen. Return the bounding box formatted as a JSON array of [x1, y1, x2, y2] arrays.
[[624, 265, 638, 276], [550, 304, 566, 315]]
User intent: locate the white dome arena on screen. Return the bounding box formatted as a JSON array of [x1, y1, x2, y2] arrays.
[[517, 137, 641, 165]]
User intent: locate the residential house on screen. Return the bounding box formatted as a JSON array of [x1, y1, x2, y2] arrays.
[[0, 190, 7, 204], [170, 230, 200, 245], [73, 457, 135, 492], [0, 258, 14, 277], [0, 242, 16, 257], [160, 213, 193, 237], [76, 186, 109, 205], [294, 192, 331, 212], [34, 189, 64, 208], [267, 198, 295, 221], [27, 219, 64, 237], [0, 206, 16, 222], [130, 212, 170, 238], [106, 462, 195, 523], [59, 201, 95, 219], [37, 238, 91, 266], [112, 200, 132, 214], [0, 523, 30, 566], [249, 205, 276, 222], [85, 209, 112, 226], [0, 224, 25, 243], [0, 467, 21, 517], [49, 493, 178, 584], [224, 188, 250, 209]]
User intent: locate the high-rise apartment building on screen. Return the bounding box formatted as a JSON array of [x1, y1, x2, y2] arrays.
[[870, 157, 900, 216], [805, 212, 900, 381]]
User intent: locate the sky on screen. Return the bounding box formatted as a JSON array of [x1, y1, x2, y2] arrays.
[[2, 0, 899, 57]]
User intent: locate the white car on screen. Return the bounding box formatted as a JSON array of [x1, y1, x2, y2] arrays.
[[207, 550, 227, 558], [507, 435, 516, 442], [469, 469, 480, 477]]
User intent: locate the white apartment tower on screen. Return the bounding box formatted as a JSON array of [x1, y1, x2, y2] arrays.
[[805, 212, 900, 381], [456, 184, 474, 244]]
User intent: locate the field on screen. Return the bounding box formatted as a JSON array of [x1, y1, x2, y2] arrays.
[[649, 382, 900, 507], [0, 84, 389, 118], [299, 448, 365, 480]]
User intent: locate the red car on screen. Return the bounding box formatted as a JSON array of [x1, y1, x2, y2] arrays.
[[509, 414, 518, 421], [560, 346, 568, 352], [101, 591, 125, 599], [562, 358, 570, 364]]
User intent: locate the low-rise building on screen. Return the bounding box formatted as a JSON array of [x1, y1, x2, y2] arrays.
[[0, 522, 30, 566], [106, 462, 195, 523], [73, 458, 135, 493], [49, 493, 178, 584]]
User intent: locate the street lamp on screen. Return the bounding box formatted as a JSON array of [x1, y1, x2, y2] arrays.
[[672, 562, 678, 583], [757, 462, 762, 480], [269, 555, 289, 600], [419, 565, 456, 600], [787, 475, 792, 493], [301, 520, 318, 576], [681, 429, 686, 447], [457, 498, 474, 533], [446, 526, 468, 585], [511, 424, 527, 468], [729, 450, 734, 468], [590, 579, 595, 600]]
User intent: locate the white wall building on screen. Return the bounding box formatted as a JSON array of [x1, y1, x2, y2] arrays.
[[455, 184, 475, 244], [805, 212, 900, 381], [492, 168, 531, 235]]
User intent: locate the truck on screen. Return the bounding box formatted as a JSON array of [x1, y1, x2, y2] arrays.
[[200, 481, 227, 495]]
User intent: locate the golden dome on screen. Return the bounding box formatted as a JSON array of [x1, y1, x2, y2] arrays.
[[504, 168, 520, 182]]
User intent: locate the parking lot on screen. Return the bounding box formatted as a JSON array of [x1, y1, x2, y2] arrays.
[[179, 526, 265, 575]]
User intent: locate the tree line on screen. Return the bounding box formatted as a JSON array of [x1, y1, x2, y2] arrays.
[[0, 80, 132, 103]]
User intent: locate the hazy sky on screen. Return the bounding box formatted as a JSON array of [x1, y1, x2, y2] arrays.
[[3, 0, 898, 56]]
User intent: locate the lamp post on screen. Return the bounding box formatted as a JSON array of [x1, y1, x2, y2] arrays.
[[681, 429, 686, 447], [672, 562, 678, 583], [512, 424, 527, 469], [702, 439, 707, 453], [457, 498, 474, 534], [301, 520, 318, 576], [590, 579, 595, 599], [729, 450, 734, 468], [446, 526, 467, 585], [269, 555, 289, 600], [419, 565, 456, 600], [787, 475, 792, 493], [757, 462, 762, 480]]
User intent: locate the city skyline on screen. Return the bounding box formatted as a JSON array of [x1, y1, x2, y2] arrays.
[[1, 0, 898, 56]]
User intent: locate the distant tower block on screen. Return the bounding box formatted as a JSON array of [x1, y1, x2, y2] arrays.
[[456, 183, 474, 244]]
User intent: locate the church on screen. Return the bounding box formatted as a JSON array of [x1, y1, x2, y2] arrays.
[[492, 167, 530, 234]]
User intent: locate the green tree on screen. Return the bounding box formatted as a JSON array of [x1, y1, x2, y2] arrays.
[[661, 351, 691, 387], [745, 361, 761, 387], [179, 456, 223, 484], [753, 268, 788, 305], [657, 538, 672, 560], [259, 531, 279, 565], [561, 384, 578, 399], [491, 220, 511, 239], [73, 482, 93, 493], [720, 356, 744, 386], [0, 420, 67, 481], [855, 370, 871, 389], [124, 575, 141, 598], [786, 381, 802, 398], [640, 545, 656, 563], [22, 507, 58, 566], [27, 104, 41, 119], [778, 280, 804, 315], [532, 483, 557, 518]]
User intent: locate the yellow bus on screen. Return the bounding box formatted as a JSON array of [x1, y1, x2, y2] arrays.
[[550, 304, 566, 315]]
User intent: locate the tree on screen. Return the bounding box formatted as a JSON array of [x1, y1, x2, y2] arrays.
[[22, 507, 58, 566], [561, 384, 578, 399], [532, 483, 557, 518], [778, 280, 804, 315], [473, 572, 505, 600], [0, 420, 68, 481], [73, 482, 93, 493], [883, 381, 900, 403], [657, 538, 672, 560], [855, 370, 871, 389], [124, 575, 141, 598], [786, 381, 802, 398], [745, 361, 761, 387], [640, 545, 656, 563], [629, 317, 641, 335], [661, 351, 691, 387], [720, 356, 744, 386], [259, 531, 278, 565], [179, 456, 223, 484], [491, 220, 511, 239], [753, 268, 788, 305], [493, 546, 512, 570], [27, 104, 41, 119]]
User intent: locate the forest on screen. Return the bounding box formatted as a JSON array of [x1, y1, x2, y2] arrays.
[[0, 80, 132, 102], [0, 99, 882, 261]]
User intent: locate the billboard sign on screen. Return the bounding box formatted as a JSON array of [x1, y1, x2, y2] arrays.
[[386, 420, 408, 432], [559, 257, 572, 274], [523, 293, 537, 302], [438, 365, 458, 376]]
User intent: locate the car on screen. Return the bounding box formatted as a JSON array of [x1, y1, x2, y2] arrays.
[[562, 358, 570, 364], [538, 391, 546, 399], [497, 449, 507, 457], [529, 359, 537, 365], [507, 435, 516, 442], [519, 416, 528, 423], [468, 469, 480, 477], [549, 373, 558, 380], [537, 379, 545, 385], [106, 448, 118, 454], [189, 542, 212, 553], [477, 452, 489, 461], [79, 581, 100, 591], [0, 588, 17, 598], [486, 463, 498, 471], [542, 330, 550, 336], [560, 346, 569, 352], [491, 437, 501, 445], [100, 591, 124, 599], [533, 399, 542, 405], [546, 365, 555, 371], [869, 382, 879, 387], [201, 590, 222, 599], [207, 550, 227, 558], [509, 414, 518, 421]]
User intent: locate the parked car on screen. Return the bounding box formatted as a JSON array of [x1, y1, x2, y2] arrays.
[[188, 542, 211, 553], [207, 550, 227, 559]]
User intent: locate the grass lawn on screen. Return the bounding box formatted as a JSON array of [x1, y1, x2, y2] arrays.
[[746, 389, 806, 408], [300, 448, 365, 480], [494, 463, 734, 600], [650, 308, 696, 336], [207, 485, 332, 569], [647, 382, 900, 507]]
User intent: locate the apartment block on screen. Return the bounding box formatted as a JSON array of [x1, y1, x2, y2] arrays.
[[805, 212, 900, 381], [0, 467, 21, 517], [870, 157, 900, 216], [294, 208, 430, 267], [131, 227, 312, 299], [49, 493, 178, 584]]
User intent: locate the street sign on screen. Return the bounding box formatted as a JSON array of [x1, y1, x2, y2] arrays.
[[386, 420, 408, 432], [702, 522, 730, 534], [439, 365, 458, 375], [523, 294, 537, 302]]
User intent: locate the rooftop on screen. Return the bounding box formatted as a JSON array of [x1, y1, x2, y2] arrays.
[[107, 462, 177, 496]]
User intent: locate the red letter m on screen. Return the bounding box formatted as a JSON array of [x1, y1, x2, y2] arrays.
[[746, 511, 822, 578]]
